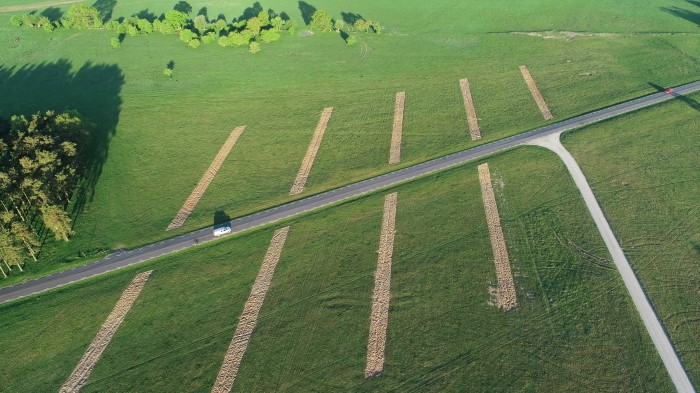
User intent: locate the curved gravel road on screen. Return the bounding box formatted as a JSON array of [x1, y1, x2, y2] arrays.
[[1, 80, 699, 306]]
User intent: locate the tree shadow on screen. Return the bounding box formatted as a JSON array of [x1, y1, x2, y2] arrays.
[[173, 0, 192, 15], [92, 0, 117, 23], [341, 11, 363, 25], [648, 82, 700, 112], [213, 210, 231, 227], [133, 9, 158, 22], [215, 13, 227, 22], [167, 60, 175, 70], [197, 7, 208, 20], [298, 1, 317, 25], [0, 60, 124, 225], [340, 30, 349, 42], [236, 2, 263, 21], [40, 7, 63, 23], [661, 0, 700, 27]]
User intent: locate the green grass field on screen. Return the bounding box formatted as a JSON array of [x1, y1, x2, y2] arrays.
[[1, 0, 699, 284], [562, 92, 700, 386], [0, 147, 674, 391]]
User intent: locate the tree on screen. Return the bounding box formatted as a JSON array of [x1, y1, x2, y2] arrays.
[[179, 28, 197, 43], [137, 18, 153, 34], [164, 10, 188, 30], [10, 222, 39, 261], [40, 204, 73, 241], [354, 19, 370, 33], [260, 29, 280, 43], [246, 16, 262, 36], [248, 41, 261, 54], [346, 35, 357, 46], [213, 19, 228, 34], [270, 16, 284, 31], [310, 10, 333, 32], [0, 230, 24, 272], [193, 14, 208, 34], [369, 20, 382, 34], [10, 15, 22, 27], [64, 4, 102, 29]]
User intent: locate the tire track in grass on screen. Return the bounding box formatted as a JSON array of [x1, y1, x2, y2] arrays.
[[478, 163, 517, 311], [290, 108, 333, 195], [459, 78, 481, 140], [365, 192, 398, 378], [389, 92, 406, 164], [167, 126, 246, 231], [211, 227, 290, 393], [519, 65, 554, 120], [59, 270, 153, 393]]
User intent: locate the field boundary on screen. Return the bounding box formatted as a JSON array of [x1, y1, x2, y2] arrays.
[[290, 108, 333, 195], [0, 0, 80, 12], [459, 78, 482, 140], [389, 92, 405, 164], [478, 163, 517, 311], [167, 126, 246, 231], [59, 270, 153, 393], [519, 65, 554, 120], [212, 227, 290, 393], [365, 192, 398, 378]]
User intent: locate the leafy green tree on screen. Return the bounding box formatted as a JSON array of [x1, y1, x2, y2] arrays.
[[333, 20, 346, 32], [228, 31, 251, 47], [124, 21, 139, 36], [248, 41, 261, 54], [193, 14, 208, 34], [270, 16, 284, 31], [64, 4, 102, 29], [188, 38, 201, 48], [163, 68, 173, 77], [213, 19, 228, 34], [369, 20, 382, 34], [246, 16, 262, 36], [310, 10, 333, 31], [201, 31, 217, 44], [260, 29, 280, 43], [346, 34, 357, 45], [40, 204, 73, 241], [10, 15, 22, 27], [354, 19, 370, 33], [137, 18, 153, 34], [179, 28, 197, 43], [257, 10, 270, 28], [164, 10, 188, 30], [217, 35, 230, 47]]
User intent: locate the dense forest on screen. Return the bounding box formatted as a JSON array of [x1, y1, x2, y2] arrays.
[[0, 111, 90, 277]]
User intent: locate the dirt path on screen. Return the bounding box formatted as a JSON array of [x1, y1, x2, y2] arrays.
[[389, 92, 405, 164], [528, 134, 695, 393], [212, 227, 290, 393], [0, 0, 80, 12], [59, 271, 153, 393], [290, 108, 333, 195], [365, 192, 398, 378], [478, 163, 517, 311], [519, 65, 554, 120], [459, 78, 482, 140], [167, 126, 246, 231]]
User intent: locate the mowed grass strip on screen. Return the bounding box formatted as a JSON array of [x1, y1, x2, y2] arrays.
[[167, 126, 246, 231], [59, 271, 153, 393], [365, 192, 398, 378], [290, 108, 333, 196], [459, 78, 481, 141], [0, 0, 80, 12], [519, 65, 554, 120], [389, 92, 405, 164], [212, 227, 290, 393], [478, 163, 517, 311]]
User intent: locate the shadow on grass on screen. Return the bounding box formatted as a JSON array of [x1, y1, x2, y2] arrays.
[[341, 11, 363, 25], [40, 7, 63, 22], [92, 0, 117, 23], [648, 82, 700, 112], [214, 210, 231, 227], [298, 1, 316, 25], [0, 60, 124, 227], [661, 0, 700, 27]]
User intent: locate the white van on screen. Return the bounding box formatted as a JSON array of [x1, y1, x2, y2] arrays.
[[213, 226, 232, 237]]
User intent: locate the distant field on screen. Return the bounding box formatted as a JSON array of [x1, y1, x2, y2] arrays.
[[0, 147, 673, 391], [563, 93, 700, 386], [0, 1, 698, 285]]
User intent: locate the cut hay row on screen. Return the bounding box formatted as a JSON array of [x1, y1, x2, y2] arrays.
[[212, 227, 290, 393], [519, 65, 554, 120], [0, 0, 81, 13], [477, 163, 517, 311], [59, 271, 153, 393], [289, 108, 333, 196], [167, 126, 246, 231], [459, 78, 482, 141], [389, 92, 406, 164], [365, 192, 398, 378]]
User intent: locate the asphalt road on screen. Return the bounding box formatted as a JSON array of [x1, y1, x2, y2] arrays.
[[530, 133, 696, 393], [1, 80, 699, 305]]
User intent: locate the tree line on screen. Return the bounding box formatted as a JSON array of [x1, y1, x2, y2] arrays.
[[11, 3, 383, 52], [0, 111, 89, 277]]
